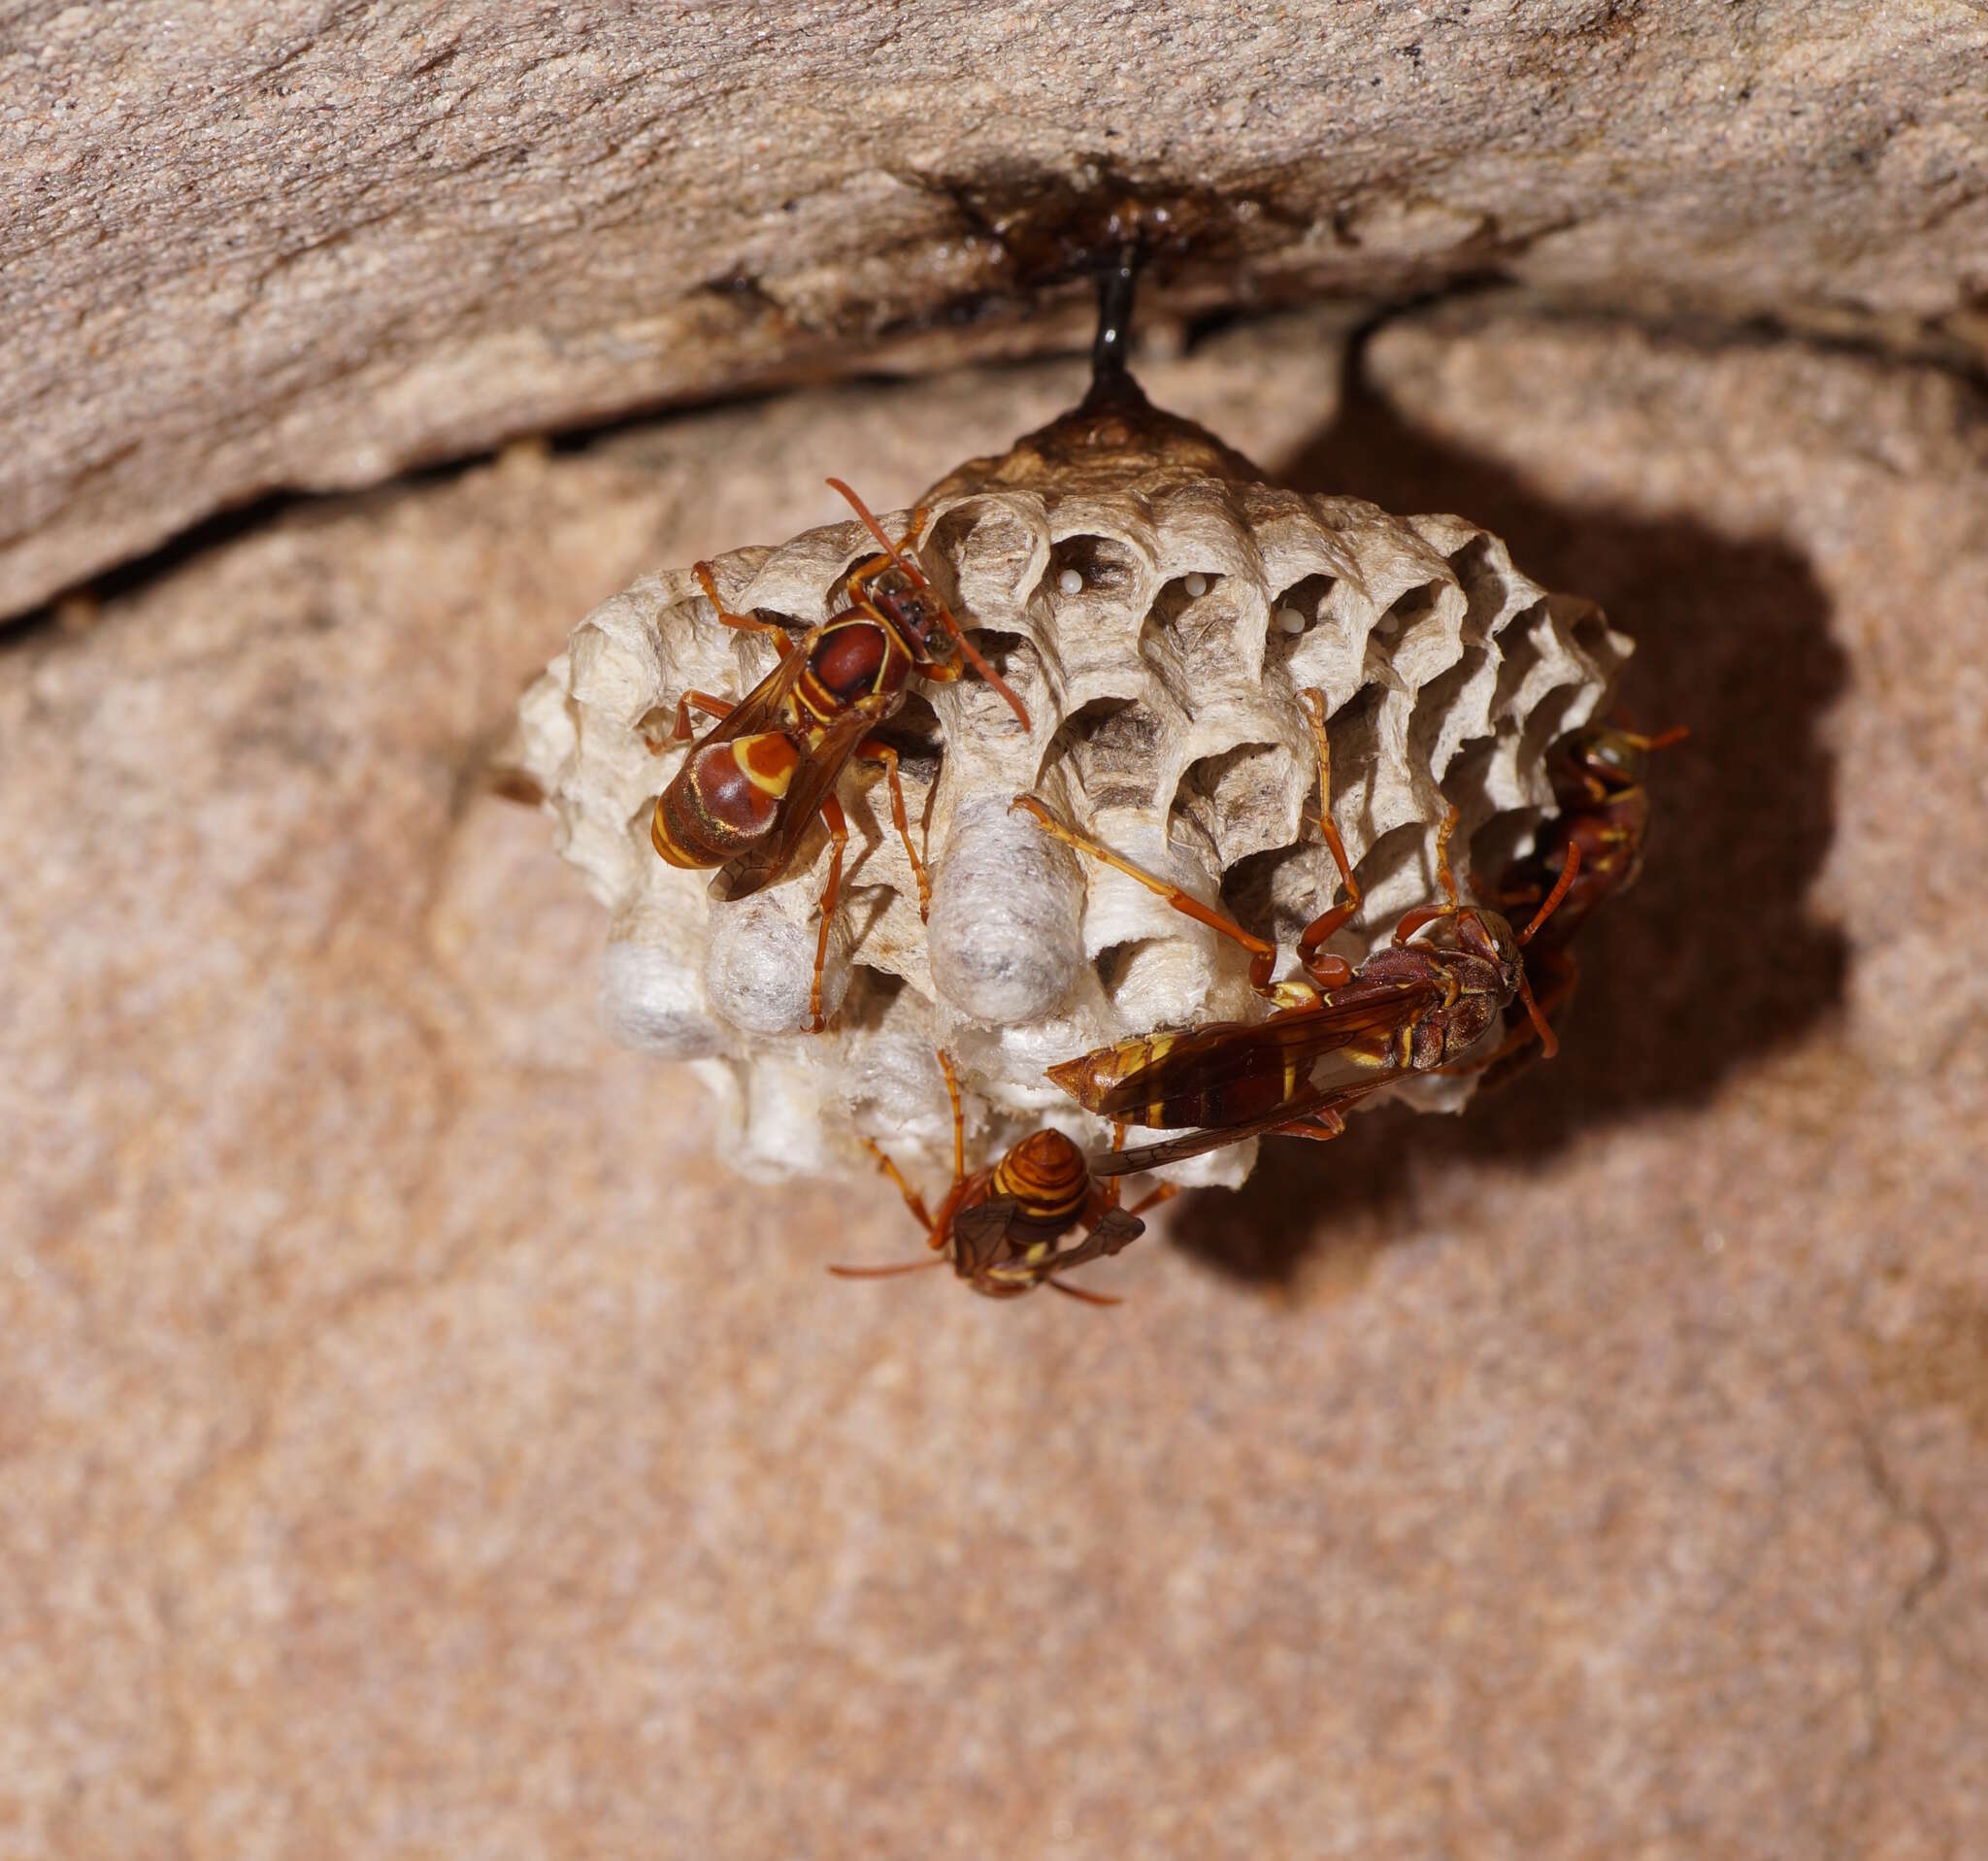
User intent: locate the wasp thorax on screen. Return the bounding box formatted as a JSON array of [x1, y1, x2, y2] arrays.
[[519, 387, 1631, 1188]]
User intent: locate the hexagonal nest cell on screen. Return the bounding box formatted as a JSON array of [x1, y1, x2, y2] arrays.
[[516, 378, 1630, 1187]]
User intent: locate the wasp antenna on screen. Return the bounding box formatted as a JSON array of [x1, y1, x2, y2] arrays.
[[1628, 722, 1691, 752], [934, 609, 1032, 731], [1517, 841, 1580, 947], [1513, 961, 1560, 1061], [826, 477, 1030, 730], [827, 1257, 949, 1280], [826, 478, 923, 580]]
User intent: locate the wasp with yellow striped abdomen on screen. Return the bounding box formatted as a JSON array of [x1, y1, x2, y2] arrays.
[[651, 480, 1030, 1030], [830, 1052, 1175, 1304]]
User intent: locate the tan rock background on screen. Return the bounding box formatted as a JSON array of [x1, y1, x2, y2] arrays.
[[7, 5, 1988, 1856], [7, 309, 1987, 1856], [5, 0, 1988, 618]]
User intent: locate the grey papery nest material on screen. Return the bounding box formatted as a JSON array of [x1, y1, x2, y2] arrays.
[[517, 385, 1631, 1186]]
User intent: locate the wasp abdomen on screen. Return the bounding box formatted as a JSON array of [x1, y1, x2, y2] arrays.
[[991, 1128, 1090, 1224], [651, 733, 801, 868], [1044, 1033, 1175, 1114]]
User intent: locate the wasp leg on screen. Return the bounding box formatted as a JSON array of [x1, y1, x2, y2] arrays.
[[921, 1048, 974, 1251], [1125, 1180, 1180, 1218], [694, 562, 793, 658], [1011, 795, 1280, 994], [669, 690, 736, 743], [846, 1046, 968, 1270], [809, 794, 851, 1033], [1097, 1120, 1131, 1211], [855, 739, 931, 918], [1045, 1279, 1122, 1308], [935, 1049, 966, 1185], [1099, 1120, 1176, 1218], [860, 1138, 935, 1232], [1394, 806, 1465, 944], [1280, 1106, 1351, 1143], [1475, 868, 1541, 912], [1294, 688, 1361, 987]]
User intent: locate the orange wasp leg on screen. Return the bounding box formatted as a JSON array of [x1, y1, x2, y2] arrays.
[[854, 739, 932, 919], [1046, 1279, 1122, 1308], [1508, 841, 1582, 1058], [1282, 1105, 1350, 1143], [922, 1048, 973, 1248], [1011, 796, 1280, 994], [834, 1048, 969, 1279], [1293, 687, 1362, 987], [1099, 1121, 1179, 1218], [669, 690, 735, 743], [693, 562, 793, 659], [1604, 718, 1692, 754], [808, 794, 852, 1033], [1100, 1120, 1130, 1209], [1393, 806, 1466, 945], [860, 1139, 934, 1233]]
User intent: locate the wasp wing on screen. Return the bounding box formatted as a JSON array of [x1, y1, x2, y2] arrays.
[[1091, 1074, 1399, 1176], [679, 639, 812, 755], [948, 1197, 1023, 1276], [1044, 1204, 1146, 1272], [1075, 976, 1443, 1123], [707, 696, 886, 903]]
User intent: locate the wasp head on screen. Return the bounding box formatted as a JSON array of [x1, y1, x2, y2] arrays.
[[1552, 721, 1687, 809], [858, 558, 965, 680]]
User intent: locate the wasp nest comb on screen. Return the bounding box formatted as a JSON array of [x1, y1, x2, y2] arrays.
[[517, 366, 1631, 1187]]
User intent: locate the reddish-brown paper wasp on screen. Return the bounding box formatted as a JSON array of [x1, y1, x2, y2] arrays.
[[1014, 688, 1576, 1174], [830, 1052, 1176, 1303], [651, 481, 1030, 1029], [1469, 720, 1687, 1079]]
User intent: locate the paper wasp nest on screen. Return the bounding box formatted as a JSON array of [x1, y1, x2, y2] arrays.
[[517, 386, 1630, 1187]]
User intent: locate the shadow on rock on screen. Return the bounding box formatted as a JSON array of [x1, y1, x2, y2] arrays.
[[1171, 325, 1849, 1287]]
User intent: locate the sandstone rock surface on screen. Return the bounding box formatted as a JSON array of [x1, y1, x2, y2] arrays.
[[5, 313, 1985, 1856], [7, 0, 1987, 618]]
